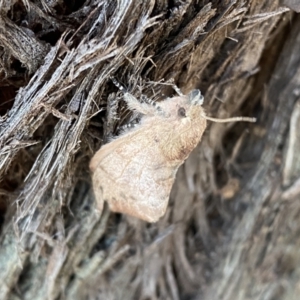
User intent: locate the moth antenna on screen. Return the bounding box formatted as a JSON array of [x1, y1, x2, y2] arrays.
[[204, 115, 256, 123]]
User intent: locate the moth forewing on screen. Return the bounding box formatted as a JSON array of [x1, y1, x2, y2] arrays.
[[90, 88, 255, 222], [91, 124, 179, 222]]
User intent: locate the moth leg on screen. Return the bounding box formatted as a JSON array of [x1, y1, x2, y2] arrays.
[[147, 78, 184, 97], [117, 118, 139, 134], [111, 77, 161, 116], [104, 93, 119, 142], [165, 78, 184, 96], [123, 92, 159, 116]]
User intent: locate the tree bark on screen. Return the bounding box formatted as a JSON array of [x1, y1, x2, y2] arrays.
[[0, 1, 299, 299]]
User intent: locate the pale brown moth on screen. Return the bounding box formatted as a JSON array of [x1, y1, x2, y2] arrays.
[[90, 84, 255, 222]]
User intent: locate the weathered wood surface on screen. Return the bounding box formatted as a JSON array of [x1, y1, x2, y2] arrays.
[[0, 1, 299, 299]]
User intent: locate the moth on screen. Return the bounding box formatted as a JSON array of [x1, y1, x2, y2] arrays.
[[90, 84, 255, 222]]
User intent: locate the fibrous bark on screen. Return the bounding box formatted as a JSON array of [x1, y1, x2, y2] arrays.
[[0, 1, 299, 300]]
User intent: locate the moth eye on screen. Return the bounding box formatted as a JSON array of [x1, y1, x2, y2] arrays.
[[178, 107, 186, 117]]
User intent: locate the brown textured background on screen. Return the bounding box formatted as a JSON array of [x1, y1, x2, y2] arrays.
[[0, 1, 300, 299]]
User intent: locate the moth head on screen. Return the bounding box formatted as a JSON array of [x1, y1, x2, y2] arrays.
[[158, 89, 206, 126], [169, 89, 256, 125], [158, 89, 207, 161]]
